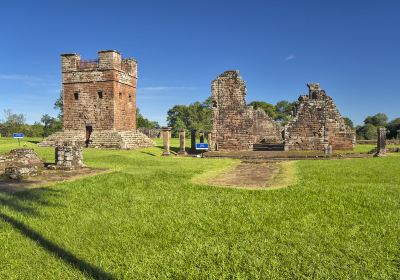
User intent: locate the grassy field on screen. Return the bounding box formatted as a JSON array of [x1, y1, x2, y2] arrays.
[[1, 138, 400, 279]]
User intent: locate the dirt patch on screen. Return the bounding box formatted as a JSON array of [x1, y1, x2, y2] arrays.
[[0, 168, 108, 193], [196, 161, 297, 190]]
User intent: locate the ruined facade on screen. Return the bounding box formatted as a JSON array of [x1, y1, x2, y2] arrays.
[[211, 70, 282, 151], [284, 83, 355, 150], [40, 50, 154, 149]]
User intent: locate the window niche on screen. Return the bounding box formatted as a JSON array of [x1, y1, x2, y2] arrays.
[[98, 91, 103, 99], [74, 92, 79, 100]]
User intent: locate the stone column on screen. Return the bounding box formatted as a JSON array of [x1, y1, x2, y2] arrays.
[[207, 131, 212, 151], [191, 129, 197, 152], [374, 127, 387, 157], [178, 129, 187, 155], [324, 145, 333, 156], [199, 131, 205, 143], [161, 127, 171, 156]]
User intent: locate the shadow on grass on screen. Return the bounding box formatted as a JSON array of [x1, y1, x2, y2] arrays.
[[140, 151, 156, 157], [0, 187, 114, 279], [156, 145, 194, 155], [0, 212, 114, 279], [27, 140, 41, 144]]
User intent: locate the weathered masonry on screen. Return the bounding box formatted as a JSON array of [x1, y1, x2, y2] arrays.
[[211, 70, 282, 151], [284, 83, 355, 150], [40, 50, 154, 149], [210, 71, 355, 152]]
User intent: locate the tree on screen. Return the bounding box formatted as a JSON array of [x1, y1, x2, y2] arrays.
[[167, 99, 211, 137], [364, 113, 388, 127], [136, 108, 159, 129], [343, 117, 354, 129], [275, 100, 295, 125], [386, 117, 400, 139], [356, 123, 377, 140], [40, 114, 62, 137], [248, 101, 277, 119], [0, 109, 26, 137], [54, 91, 63, 121]]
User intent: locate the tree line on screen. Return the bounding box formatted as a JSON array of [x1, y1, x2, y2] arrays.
[[166, 99, 400, 140], [0, 93, 159, 138], [1, 93, 399, 140]]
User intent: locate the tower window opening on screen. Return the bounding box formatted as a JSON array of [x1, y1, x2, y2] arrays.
[[98, 91, 103, 99], [74, 92, 79, 100]]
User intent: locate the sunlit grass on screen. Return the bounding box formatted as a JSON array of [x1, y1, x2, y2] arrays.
[[0, 138, 400, 279]]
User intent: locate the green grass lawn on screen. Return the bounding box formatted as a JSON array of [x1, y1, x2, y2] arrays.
[[1, 138, 400, 279]]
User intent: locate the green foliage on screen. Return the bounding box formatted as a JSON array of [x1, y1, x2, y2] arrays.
[[167, 99, 212, 137], [40, 114, 62, 137], [356, 123, 378, 140], [343, 117, 354, 129], [248, 100, 295, 125], [54, 91, 63, 121], [387, 118, 400, 139], [136, 108, 159, 129], [0, 109, 27, 137], [248, 101, 277, 119], [364, 113, 388, 127], [0, 139, 400, 278]]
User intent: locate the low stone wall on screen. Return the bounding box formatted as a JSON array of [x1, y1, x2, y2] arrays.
[[0, 149, 44, 178]]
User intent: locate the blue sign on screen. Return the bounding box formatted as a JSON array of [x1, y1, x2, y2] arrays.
[[13, 133, 25, 139], [196, 143, 209, 150]]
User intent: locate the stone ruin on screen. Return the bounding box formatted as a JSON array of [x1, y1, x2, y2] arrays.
[[284, 83, 355, 151], [0, 149, 44, 179], [40, 50, 154, 150], [0, 142, 86, 180], [374, 128, 387, 157], [210, 71, 355, 151], [55, 141, 85, 169], [210, 70, 282, 151]]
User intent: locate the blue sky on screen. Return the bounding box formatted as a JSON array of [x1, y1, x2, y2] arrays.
[[0, 0, 399, 126]]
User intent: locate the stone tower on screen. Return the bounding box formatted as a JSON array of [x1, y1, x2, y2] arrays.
[[39, 50, 154, 149], [62, 50, 137, 131], [211, 70, 282, 151]]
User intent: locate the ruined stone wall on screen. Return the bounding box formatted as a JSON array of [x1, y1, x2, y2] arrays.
[[0, 149, 44, 175], [284, 84, 355, 151], [62, 50, 137, 132], [211, 70, 282, 151]]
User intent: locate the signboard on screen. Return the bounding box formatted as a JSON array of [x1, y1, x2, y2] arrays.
[[195, 143, 209, 150], [13, 133, 25, 139]]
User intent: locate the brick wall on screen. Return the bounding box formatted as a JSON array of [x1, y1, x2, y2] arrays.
[[284, 83, 355, 150], [62, 50, 137, 132], [211, 70, 282, 151]]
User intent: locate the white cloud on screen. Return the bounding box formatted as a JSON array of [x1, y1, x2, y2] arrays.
[[284, 54, 296, 61]]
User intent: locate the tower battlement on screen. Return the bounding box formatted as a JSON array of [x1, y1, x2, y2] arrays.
[[61, 50, 137, 77]]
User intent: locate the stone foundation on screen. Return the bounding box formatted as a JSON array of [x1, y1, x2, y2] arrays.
[[39, 130, 154, 149]]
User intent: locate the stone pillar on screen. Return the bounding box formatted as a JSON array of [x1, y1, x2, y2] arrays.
[[207, 131, 212, 151], [178, 129, 187, 155], [199, 131, 205, 143], [374, 128, 387, 157], [55, 141, 84, 169], [191, 130, 197, 152], [161, 127, 171, 156], [324, 145, 333, 156]]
